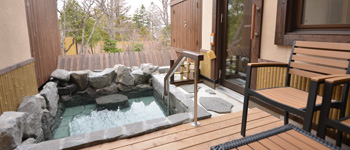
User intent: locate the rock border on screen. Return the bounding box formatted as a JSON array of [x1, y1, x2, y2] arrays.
[[26, 113, 191, 150], [0, 64, 212, 150]]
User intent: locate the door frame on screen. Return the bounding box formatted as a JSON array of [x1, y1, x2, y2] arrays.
[[213, 0, 264, 94]]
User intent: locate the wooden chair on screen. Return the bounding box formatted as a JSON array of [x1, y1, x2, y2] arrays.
[[317, 76, 350, 147], [241, 41, 350, 137]]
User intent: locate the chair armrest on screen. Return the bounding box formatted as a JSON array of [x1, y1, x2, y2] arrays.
[[248, 62, 288, 68], [325, 75, 350, 85], [310, 74, 346, 82]]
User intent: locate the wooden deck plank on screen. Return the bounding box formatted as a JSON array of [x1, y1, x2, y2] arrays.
[[277, 132, 316, 150], [147, 116, 279, 150], [258, 138, 284, 150], [237, 145, 253, 150], [268, 135, 300, 150], [286, 130, 331, 150], [183, 121, 284, 150], [248, 141, 268, 150], [116, 113, 274, 150]]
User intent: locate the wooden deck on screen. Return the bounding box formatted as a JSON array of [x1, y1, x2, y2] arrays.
[[57, 50, 178, 71], [84, 108, 284, 150]]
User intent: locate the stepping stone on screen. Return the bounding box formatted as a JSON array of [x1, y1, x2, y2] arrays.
[[185, 93, 194, 99], [199, 97, 233, 113], [180, 84, 201, 93], [96, 94, 129, 109], [205, 89, 216, 95]]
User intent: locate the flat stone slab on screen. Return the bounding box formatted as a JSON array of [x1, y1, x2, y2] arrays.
[[199, 97, 233, 113], [96, 94, 129, 109], [180, 84, 201, 93], [205, 89, 216, 95]]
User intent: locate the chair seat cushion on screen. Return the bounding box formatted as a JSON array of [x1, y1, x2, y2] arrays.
[[256, 87, 326, 109]]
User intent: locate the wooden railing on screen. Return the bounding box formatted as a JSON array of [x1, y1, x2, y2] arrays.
[[164, 50, 203, 126]]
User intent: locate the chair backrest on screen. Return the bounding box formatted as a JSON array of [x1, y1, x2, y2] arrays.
[[286, 41, 350, 85]]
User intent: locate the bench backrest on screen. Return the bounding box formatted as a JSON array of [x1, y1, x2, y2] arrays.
[[287, 41, 350, 85]]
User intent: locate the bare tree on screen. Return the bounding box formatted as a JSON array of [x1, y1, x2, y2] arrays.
[[153, 0, 169, 27], [58, 0, 85, 55], [96, 0, 130, 40], [79, 0, 95, 54]]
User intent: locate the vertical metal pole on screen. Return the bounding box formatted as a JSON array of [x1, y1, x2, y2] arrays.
[[166, 79, 170, 116], [192, 61, 200, 127], [170, 60, 175, 83]]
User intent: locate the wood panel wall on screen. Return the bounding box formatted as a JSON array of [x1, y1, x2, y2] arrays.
[[25, 0, 62, 87], [256, 68, 350, 138], [57, 50, 178, 71], [0, 62, 38, 114], [171, 0, 202, 52]]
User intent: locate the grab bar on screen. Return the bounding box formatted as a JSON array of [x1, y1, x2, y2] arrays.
[[164, 50, 203, 127]]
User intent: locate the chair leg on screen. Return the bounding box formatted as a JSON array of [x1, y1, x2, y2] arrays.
[[335, 84, 349, 147], [284, 111, 289, 125], [303, 81, 318, 132], [317, 83, 334, 139], [336, 131, 342, 147], [241, 94, 250, 137]]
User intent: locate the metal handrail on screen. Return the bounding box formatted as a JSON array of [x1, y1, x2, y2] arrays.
[[164, 50, 203, 127]]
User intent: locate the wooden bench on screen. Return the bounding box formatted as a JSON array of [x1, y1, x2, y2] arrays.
[[317, 76, 350, 147], [241, 41, 350, 137]]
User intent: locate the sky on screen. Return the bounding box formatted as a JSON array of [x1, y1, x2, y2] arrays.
[[57, 0, 165, 17], [127, 0, 163, 17]]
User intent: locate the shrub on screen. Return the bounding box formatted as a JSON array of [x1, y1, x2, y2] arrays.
[[133, 43, 144, 52], [103, 38, 123, 53]]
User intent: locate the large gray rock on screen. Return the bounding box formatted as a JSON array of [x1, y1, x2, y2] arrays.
[[132, 69, 146, 85], [132, 66, 139, 71], [116, 65, 135, 86], [41, 109, 53, 140], [57, 84, 77, 95], [205, 89, 216, 95], [96, 94, 129, 109], [134, 84, 153, 91], [51, 69, 70, 82], [15, 138, 35, 150], [158, 66, 170, 74], [70, 70, 89, 90], [17, 94, 46, 141], [141, 63, 159, 75], [180, 84, 201, 93], [96, 82, 119, 95], [71, 87, 97, 102], [40, 82, 59, 117], [0, 111, 27, 150], [117, 83, 134, 92], [88, 68, 115, 89], [168, 113, 190, 126], [199, 97, 233, 113]]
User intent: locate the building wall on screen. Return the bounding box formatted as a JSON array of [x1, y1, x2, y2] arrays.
[[259, 0, 291, 63], [25, 0, 62, 87], [64, 37, 78, 55], [0, 61, 38, 114], [200, 0, 213, 78], [0, 0, 32, 69]]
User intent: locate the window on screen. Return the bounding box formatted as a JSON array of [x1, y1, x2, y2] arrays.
[[275, 0, 350, 45]]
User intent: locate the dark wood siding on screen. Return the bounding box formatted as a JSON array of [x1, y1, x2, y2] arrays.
[[25, 0, 62, 87], [171, 0, 202, 52]]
